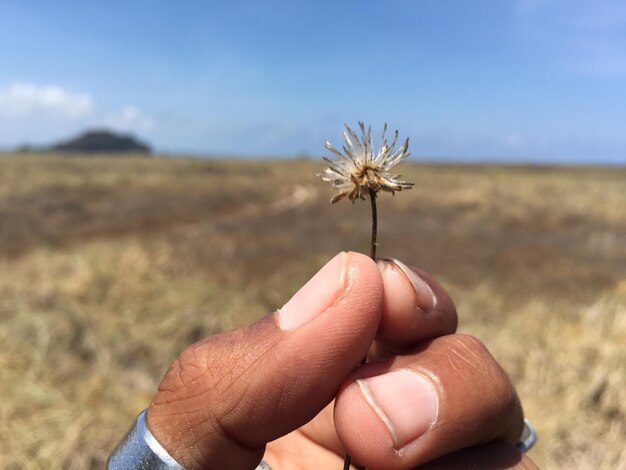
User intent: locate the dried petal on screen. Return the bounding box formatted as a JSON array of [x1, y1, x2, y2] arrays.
[[318, 123, 414, 203]]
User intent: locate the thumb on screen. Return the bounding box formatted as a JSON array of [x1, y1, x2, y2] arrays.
[[147, 252, 383, 469]]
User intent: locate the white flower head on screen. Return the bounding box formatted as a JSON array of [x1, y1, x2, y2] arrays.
[[318, 122, 414, 204]]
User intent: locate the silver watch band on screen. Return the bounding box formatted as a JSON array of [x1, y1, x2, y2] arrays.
[[108, 409, 184, 469], [108, 408, 273, 470], [516, 418, 538, 453]]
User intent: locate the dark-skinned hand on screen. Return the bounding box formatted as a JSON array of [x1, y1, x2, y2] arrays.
[[147, 252, 538, 470]]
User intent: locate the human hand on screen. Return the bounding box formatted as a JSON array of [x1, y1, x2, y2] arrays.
[[146, 252, 538, 469]]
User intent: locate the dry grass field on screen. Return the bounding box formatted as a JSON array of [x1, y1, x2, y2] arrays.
[[0, 153, 624, 469]]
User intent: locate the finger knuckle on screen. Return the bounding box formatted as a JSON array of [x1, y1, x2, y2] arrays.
[[446, 334, 516, 407], [159, 340, 212, 394], [443, 334, 491, 370]]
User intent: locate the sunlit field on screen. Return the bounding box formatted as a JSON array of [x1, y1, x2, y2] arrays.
[[0, 154, 624, 469]]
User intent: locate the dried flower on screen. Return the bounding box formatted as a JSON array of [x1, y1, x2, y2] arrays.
[[318, 123, 414, 470], [318, 122, 414, 204]]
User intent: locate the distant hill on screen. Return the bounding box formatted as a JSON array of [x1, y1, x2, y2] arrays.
[[50, 130, 151, 154]]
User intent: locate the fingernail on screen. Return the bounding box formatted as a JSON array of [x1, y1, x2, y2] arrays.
[[357, 369, 438, 449], [278, 252, 348, 330], [377, 258, 436, 313]]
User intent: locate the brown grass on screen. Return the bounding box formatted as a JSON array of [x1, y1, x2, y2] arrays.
[[0, 153, 624, 469]]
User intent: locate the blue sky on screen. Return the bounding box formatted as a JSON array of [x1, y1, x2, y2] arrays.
[[1, 0, 625, 163]]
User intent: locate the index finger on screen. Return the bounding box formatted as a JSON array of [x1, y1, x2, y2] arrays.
[[372, 258, 457, 358]]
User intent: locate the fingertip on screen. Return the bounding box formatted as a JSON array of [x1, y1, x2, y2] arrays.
[[375, 258, 457, 351], [335, 370, 400, 469], [278, 252, 348, 330], [347, 251, 384, 280], [343, 251, 385, 308], [335, 364, 441, 470], [378, 258, 436, 313]]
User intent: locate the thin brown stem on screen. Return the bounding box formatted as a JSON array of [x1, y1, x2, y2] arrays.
[[343, 189, 378, 470], [343, 451, 352, 470], [369, 187, 378, 260]]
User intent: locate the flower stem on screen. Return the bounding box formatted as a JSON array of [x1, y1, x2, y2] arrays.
[[343, 188, 378, 470], [343, 452, 352, 470], [369, 188, 378, 261]]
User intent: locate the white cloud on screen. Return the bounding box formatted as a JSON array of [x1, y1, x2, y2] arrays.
[[105, 105, 155, 132], [0, 82, 94, 119], [0, 82, 156, 147]]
